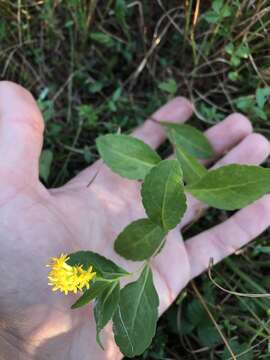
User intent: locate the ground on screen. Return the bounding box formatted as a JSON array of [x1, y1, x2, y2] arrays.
[[0, 1, 270, 359]]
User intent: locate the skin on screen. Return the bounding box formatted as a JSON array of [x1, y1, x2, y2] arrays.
[[0, 81, 269, 359]]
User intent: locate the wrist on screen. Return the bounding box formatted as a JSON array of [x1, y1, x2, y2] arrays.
[[0, 329, 33, 360], [1, 325, 122, 360], [3, 309, 123, 360]]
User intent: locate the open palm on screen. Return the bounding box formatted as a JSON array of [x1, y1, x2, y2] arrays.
[[0, 81, 269, 360]]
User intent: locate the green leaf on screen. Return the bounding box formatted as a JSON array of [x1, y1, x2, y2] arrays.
[[114, 219, 167, 261], [256, 87, 270, 109], [235, 95, 254, 111], [186, 164, 270, 210], [94, 282, 120, 348], [228, 71, 239, 81], [67, 251, 129, 280], [221, 4, 232, 18], [222, 340, 253, 360], [163, 123, 214, 159], [187, 299, 208, 327], [113, 267, 159, 357], [212, 0, 223, 12], [197, 325, 222, 347], [204, 11, 219, 24], [115, 0, 128, 30], [39, 149, 53, 182], [158, 78, 177, 94], [112, 87, 122, 102], [225, 43, 234, 55], [235, 44, 250, 59], [230, 55, 241, 67], [198, 102, 224, 122], [253, 106, 267, 120], [89, 81, 104, 94], [96, 134, 161, 180], [141, 160, 186, 230], [77, 104, 98, 125], [71, 281, 111, 309], [175, 145, 207, 184], [90, 32, 114, 47]]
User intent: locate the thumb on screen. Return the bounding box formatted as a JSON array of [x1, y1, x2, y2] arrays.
[[0, 81, 44, 181]]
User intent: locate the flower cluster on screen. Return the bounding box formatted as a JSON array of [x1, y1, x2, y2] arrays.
[[47, 254, 96, 295]]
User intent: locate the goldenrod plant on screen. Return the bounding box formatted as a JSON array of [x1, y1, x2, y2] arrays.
[[48, 122, 270, 357]]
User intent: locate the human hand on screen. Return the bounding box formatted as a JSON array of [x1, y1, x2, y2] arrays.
[[0, 81, 269, 360]]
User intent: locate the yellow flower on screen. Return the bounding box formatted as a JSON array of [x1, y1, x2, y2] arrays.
[[47, 254, 96, 295]]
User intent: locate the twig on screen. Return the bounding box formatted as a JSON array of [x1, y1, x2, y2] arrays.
[[191, 280, 237, 360], [208, 258, 270, 298]]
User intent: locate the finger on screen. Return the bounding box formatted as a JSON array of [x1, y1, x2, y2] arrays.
[[0, 81, 44, 180], [181, 132, 270, 227], [130, 96, 193, 149], [185, 194, 270, 279], [203, 113, 252, 163]]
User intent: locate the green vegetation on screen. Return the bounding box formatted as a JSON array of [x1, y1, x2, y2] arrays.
[[1, 0, 270, 358]]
